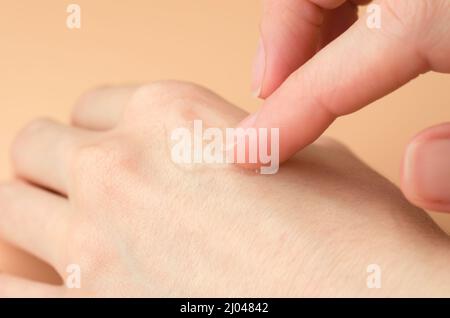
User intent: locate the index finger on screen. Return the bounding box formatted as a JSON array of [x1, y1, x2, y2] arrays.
[[243, 2, 431, 163]]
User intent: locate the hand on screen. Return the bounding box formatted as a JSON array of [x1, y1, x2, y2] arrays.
[[1, 81, 449, 297], [241, 0, 450, 211]]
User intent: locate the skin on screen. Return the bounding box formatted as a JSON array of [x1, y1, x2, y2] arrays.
[[242, 0, 450, 211], [0, 81, 449, 297]]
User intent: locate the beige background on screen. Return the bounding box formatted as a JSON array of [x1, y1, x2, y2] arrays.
[[1, 0, 449, 283]]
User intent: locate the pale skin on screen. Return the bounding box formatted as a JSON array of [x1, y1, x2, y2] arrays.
[[241, 0, 450, 211], [0, 81, 450, 297]]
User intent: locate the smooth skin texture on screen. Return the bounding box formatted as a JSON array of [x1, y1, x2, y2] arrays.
[[242, 0, 450, 212], [0, 81, 450, 297]]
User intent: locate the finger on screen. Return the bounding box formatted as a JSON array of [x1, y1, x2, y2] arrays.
[[11, 118, 95, 194], [402, 123, 450, 213], [253, 0, 348, 98], [243, 3, 432, 164], [71, 86, 136, 130], [0, 274, 64, 298], [0, 181, 70, 270]]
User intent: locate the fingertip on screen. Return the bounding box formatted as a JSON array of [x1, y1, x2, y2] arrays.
[[401, 123, 450, 213]]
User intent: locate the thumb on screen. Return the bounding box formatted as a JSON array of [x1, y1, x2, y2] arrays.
[[253, 0, 348, 98], [402, 123, 450, 213]]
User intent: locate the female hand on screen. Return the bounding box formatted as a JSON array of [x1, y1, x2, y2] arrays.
[[240, 0, 450, 212], [0, 81, 449, 297]]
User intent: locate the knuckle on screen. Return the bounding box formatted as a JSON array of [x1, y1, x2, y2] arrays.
[[123, 80, 215, 121], [69, 136, 141, 200], [13, 118, 53, 142], [132, 80, 206, 100], [18, 118, 55, 137], [11, 118, 54, 162], [72, 138, 128, 172], [71, 88, 102, 123], [75, 86, 106, 103]]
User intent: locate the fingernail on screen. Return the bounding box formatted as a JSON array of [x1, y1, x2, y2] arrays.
[[251, 36, 265, 98], [405, 138, 450, 203], [237, 111, 259, 129]]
